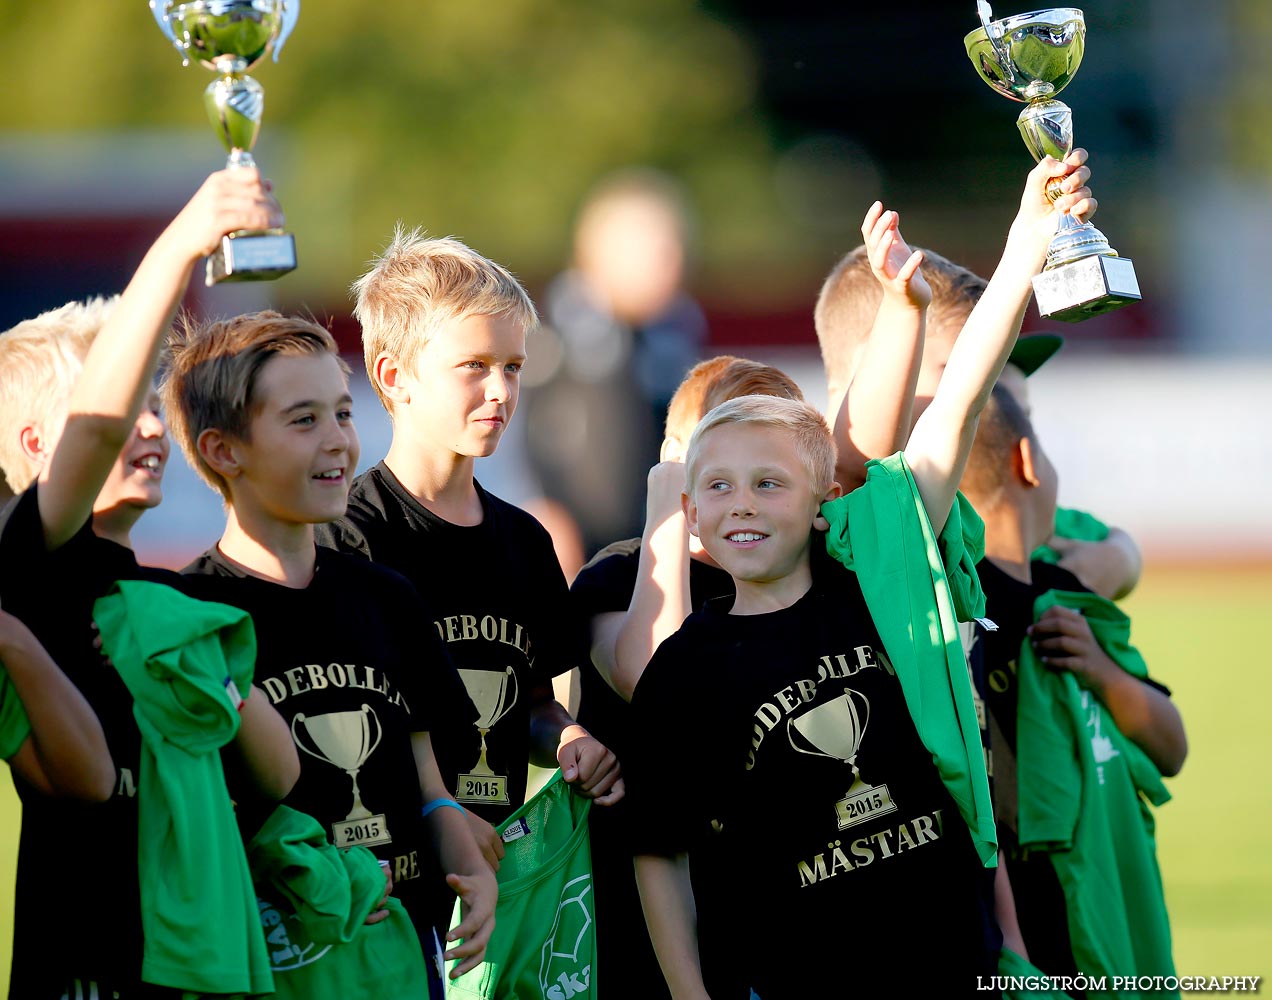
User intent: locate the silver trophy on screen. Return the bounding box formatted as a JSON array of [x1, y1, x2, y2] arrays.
[[965, 5, 1140, 321], [151, 0, 299, 285]]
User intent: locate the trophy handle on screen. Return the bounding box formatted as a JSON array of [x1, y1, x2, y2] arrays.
[[486, 666, 519, 731], [360, 704, 383, 762], [274, 0, 300, 61], [975, 1, 1015, 87]]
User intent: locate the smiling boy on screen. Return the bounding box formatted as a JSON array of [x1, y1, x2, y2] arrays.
[[162, 311, 497, 985], [0, 169, 300, 998], [629, 151, 1099, 998]]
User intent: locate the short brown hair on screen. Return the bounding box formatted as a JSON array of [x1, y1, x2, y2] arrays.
[[686, 395, 836, 499], [352, 226, 538, 413], [0, 297, 115, 493], [664, 355, 805, 444], [814, 245, 988, 385], [960, 382, 1035, 506], [160, 311, 345, 499]]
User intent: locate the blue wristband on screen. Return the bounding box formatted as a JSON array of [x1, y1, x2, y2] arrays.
[[421, 798, 465, 819]]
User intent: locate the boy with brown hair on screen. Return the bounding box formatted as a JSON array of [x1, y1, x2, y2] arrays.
[[957, 384, 1185, 985], [315, 228, 623, 858], [160, 308, 498, 985], [814, 232, 1143, 600], [628, 152, 1097, 998], [0, 168, 301, 998]]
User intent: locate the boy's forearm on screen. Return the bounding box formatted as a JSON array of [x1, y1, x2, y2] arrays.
[[230, 685, 300, 801], [635, 853, 711, 1000], [0, 619, 114, 800], [904, 220, 1045, 534], [833, 294, 924, 492], [528, 694, 577, 768], [1091, 668, 1188, 777], [994, 858, 1029, 961]]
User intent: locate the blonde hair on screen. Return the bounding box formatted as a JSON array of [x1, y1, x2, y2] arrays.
[[814, 245, 987, 384], [0, 297, 117, 493], [351, 225, 538, 412], [686, 395, 836, 498], [160, 311, 346, 499], [664, 355, 805, 444]]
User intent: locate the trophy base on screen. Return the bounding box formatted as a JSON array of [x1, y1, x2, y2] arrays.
[[1031, 254, 1141, 323], [206, 229, 297, 286]]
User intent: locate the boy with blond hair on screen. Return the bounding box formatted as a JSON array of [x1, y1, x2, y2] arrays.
[[0, 168, 300, 998], [161, 308, 497, 987], [316, 229, 623, 864], [628, 152, 1097, 997]]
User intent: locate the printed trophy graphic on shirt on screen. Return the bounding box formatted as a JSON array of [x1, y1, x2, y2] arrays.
[[788, 688, 898, 830], [292, 705, 391, 847], [456, 666, 519, 805]]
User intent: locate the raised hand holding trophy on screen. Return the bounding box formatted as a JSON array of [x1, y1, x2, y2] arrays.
[[151, 0, 299, 285], [965, 5, 1141, 321]]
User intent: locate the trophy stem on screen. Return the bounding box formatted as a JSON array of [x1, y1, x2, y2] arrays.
[[345, 768, 373, 821], [469, 728, 496, 777]]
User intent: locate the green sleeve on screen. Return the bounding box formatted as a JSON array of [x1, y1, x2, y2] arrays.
[[0, 671, 32, 761], [1033, 506, 1111, 564]]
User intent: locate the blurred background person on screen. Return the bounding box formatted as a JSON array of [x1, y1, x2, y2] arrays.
[[519, 168, 707, 559]]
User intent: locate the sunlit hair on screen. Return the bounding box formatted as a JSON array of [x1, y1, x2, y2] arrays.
[[0, 296, 117, 493], [960, 382, 1036, 506], [813, 244, 987, 384], [686, 395, 836, 498], [160, 310, 346, 499], [664, 355, 805, 444], [351, 225, 538, 413]]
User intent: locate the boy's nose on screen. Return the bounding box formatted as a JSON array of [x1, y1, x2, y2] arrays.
[[485, 370, 511, 402], [136, 410, 166, 439]]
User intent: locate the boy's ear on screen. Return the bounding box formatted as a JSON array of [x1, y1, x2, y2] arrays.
[[197, 428, 243, 482], [812, 481, 844, 532], [660, 435, 684, 463], [18, 424, 48, 464], [682, 490, 699, 537], [1017, 437, 1042, 489], [373, 353, 412, 406]]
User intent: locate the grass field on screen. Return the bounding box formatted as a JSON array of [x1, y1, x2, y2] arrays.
[[0, 564, 1267, 993]]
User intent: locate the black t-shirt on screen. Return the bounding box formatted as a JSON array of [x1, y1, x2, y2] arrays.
[[316, 463, 583, 825], [629, 561, 1000, 999], [180, 544, 471, 928], [0, 487, 182, 998], [569, 540, 739, 1000]]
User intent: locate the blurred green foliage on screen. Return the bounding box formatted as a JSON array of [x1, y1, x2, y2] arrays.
[[0, 1, 812, 305]]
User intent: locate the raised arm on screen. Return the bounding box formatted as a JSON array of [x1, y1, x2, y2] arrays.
[[38, 169, 282, 550], [831, 203, 930, 492], [904, 151, 1095, 535], [595, 462, 693, 701], [0, 608, 114, 801]]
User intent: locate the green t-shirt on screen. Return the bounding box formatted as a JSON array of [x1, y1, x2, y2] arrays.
[[94, 579, 273, 996], [1016, 589, 1176, 997], [448, 770, 595, 1000]]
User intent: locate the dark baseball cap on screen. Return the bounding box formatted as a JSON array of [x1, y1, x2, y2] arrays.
[[1008, 333, 1064, 376]]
